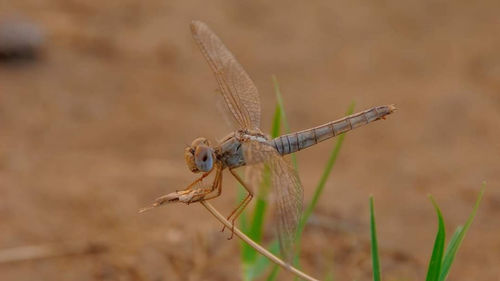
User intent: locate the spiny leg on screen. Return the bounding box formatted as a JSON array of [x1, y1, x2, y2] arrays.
[[223, 170, 253, 222], [185, 166, 224, 204], [139, 169, 215, 212], [221, 168, 254, 239], [182, 169, 213, 192], [199, 167, 223, 201], [220, 171, 248, 230]]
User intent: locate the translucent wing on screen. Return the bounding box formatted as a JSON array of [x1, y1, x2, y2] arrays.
[[244, 164, 265, 194], [243, 140, 304, 261], [191, 20, 261, 130]]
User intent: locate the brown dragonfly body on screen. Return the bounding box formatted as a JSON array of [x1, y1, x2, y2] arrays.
[[142, 20, 395, 260]]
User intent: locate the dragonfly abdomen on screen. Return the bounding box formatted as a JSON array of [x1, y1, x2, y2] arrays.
[[270, 105, 396, 155]]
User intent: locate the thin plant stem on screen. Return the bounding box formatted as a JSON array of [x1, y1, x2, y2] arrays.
[[200, 201, 319, 281]]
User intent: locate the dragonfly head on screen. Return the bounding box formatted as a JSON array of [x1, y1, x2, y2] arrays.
[[185, 137, 215, 173]]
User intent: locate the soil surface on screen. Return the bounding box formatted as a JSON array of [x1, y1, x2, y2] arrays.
[[1, 1, 499, 280]]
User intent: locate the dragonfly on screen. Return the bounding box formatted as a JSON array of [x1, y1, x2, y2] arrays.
[[141, 20, 396, 260]]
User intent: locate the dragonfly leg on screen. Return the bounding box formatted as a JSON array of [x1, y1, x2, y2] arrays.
[[199, 167, 223, 201], [221, 168, 254, 239], [140, 169, 216, 212], [185, 166, 224, 204], [182, 169, 213, 192]]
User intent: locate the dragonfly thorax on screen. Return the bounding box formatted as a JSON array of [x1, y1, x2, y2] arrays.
[[184, 137, 215, 173]]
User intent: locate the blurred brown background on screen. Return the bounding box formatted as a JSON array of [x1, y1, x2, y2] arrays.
[[1, 0, 499, 280]]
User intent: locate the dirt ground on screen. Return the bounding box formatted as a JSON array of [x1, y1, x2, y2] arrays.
[[1, 0, 499, 280]]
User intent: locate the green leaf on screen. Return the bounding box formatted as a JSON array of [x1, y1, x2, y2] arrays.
[[439, 185, 485, 281], [370, 197, 381, 281], [425, 196, 446, 281]]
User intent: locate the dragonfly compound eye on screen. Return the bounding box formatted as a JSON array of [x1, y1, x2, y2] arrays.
[[194, 145, 214, 172]]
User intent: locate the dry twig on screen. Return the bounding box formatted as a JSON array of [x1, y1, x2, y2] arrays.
[[0, 242, 106, 264], [200, 201, 319, 281], [140, 189, 318, 281]]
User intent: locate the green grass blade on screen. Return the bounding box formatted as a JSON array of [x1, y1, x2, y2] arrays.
[[245, 166, 272, 261], [242, 102, 281, 253], [289, 102, 355, 280], [272, 75, 291, 135], [246, 100, 283, 253], [425, 196, 446, 281], [246, 241, 280, 279], [370, 197, 381, 281], [272, 75, 296, 168], [238, 183, 251, 261], [266, 265, 280, 281], [241, 93, 284, 280], [271, 101, 282, 139], [324, 270, 335, 281], [261, 76, 296, 281], [439, 186, 485, 281], [297, 102, 355, 238]]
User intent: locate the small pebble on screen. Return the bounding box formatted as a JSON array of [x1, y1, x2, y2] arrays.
[[0, 19, 44, 61]]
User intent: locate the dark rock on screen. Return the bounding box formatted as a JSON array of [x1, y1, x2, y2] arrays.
[[0, 19, 44, 62]]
